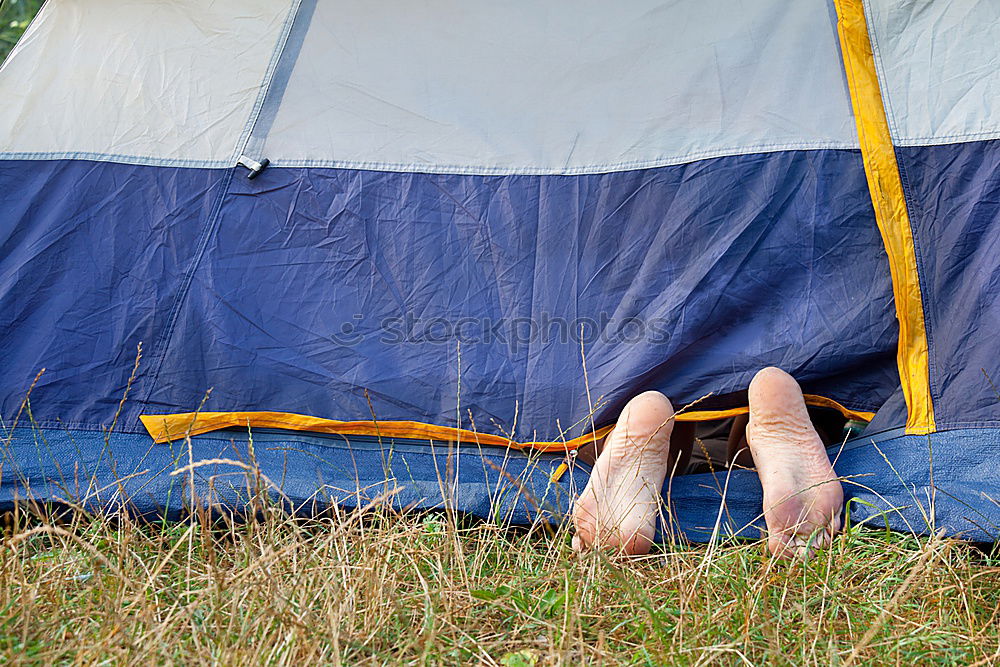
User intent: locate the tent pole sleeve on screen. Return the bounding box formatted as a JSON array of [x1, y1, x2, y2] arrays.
[[834, 0, 936, 435]]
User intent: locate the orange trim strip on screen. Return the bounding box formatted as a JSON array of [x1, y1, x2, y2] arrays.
[[140, 412, 614, 453], [140, 395, 873, 452], [672, 395, 874, 424]]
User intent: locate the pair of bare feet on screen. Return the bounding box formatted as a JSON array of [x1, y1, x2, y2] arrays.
[[572, 367, 844, 558]]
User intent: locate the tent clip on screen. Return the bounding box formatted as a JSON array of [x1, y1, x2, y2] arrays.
[[237, 155, 270, 179]]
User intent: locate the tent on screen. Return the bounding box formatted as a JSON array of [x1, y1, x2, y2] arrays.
[[1, 0, 998, 542]]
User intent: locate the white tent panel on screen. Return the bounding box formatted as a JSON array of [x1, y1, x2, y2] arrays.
[[262, 0, 858, 175], [867, 0, 1000, 146], [0, 0, 295, 166]]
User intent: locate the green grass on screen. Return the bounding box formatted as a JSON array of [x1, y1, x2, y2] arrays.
[[0, 0, 43, 65], [2, 502, 998, 665]]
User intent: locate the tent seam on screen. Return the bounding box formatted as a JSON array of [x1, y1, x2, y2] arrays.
[[137, 167, 238, 413], [258, 143, 861, 176], [834, 0, 936, 434], [230, 0, 304, 166], [139, 0, 303, 417], [861, 0, 942, 427]]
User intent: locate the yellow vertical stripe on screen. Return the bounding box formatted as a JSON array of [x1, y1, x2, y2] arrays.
[[834, 0, 935, 434]]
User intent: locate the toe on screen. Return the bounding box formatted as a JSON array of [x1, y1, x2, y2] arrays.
[[748, 368, 812, 432], [810, 528, 832, 550], [618, 391, 675, 447], [769, 534, 812, 560], [749, 366, 798, 398], [769, 524, 835, 560]]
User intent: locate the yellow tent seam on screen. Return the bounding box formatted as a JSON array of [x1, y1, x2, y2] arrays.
[[833, 0, 935, 434]]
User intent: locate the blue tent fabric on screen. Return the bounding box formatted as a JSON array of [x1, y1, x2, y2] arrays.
[[2, 0, 1000, 541], [2, 152, 897, 440], [0, 160, 227, 428], [145, 151, 895, 441], [896, 139, 1000, 429], [2, 426, 997, 542]]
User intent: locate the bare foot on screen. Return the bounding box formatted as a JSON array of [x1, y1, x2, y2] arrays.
[[746, 367, 844, 559], [572, 391, 674, 555]]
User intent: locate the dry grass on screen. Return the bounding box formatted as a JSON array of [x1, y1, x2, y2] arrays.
[[2, 348, 998, 663], [1, 497, 998, 665]]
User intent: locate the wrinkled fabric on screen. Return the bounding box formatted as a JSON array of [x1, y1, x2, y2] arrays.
[[1, 152, 898, 439], [150, 151, 896, 440], [897, 140, 1000, 428], [0, 0, 293, 166], [262, 0, 857, 172], [0, 160, 228, 426], [865, 0, 1000, 146]]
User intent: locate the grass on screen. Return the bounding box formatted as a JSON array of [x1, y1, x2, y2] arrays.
[[1, 498, 998, 665], [0, 0, 43, 64]]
